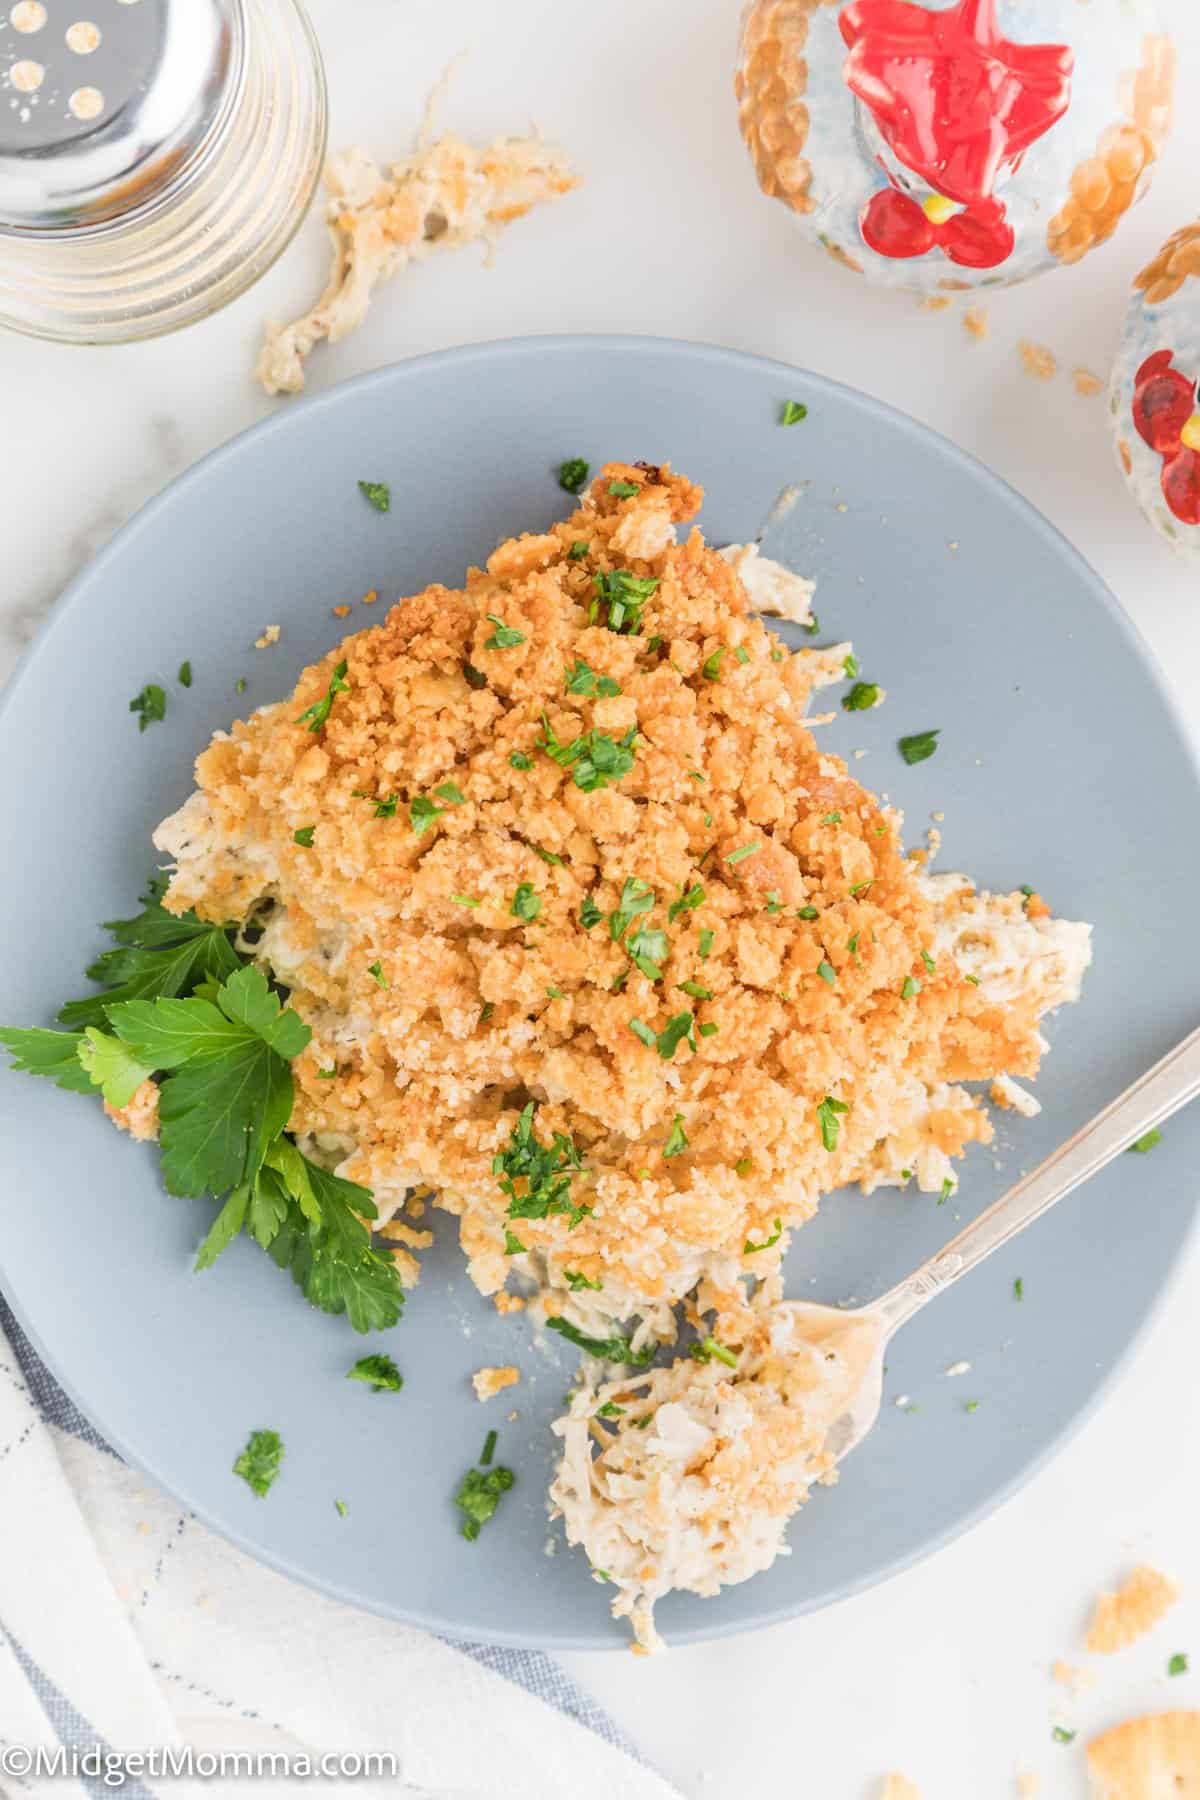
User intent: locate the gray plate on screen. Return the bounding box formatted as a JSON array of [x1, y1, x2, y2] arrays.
[[1, 337, 1197, 1651]]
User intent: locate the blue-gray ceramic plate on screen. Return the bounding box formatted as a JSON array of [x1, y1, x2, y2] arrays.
[[1, 337, 1197, 1650]]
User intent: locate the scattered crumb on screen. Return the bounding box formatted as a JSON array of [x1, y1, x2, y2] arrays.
[[945, 1361, 971, 1378], [543, 1537, 557, 1558], [361, 589, 379, 605], [1015, 1772, 1041, 1799], [1052, 1659, 1096, 1694], [990, 1074, 1041, 1119], [963, 305, 989, 341], [836, 502, 848, 514], [256, 132, 579, 394], [926, 826, 942, 860], [921, 295, 954, 312], [894, 1394, 912, 1409], [932, 810, 944, 823], [494, 1291, 527, 1315], [472, 1365, 521, 1403], [332, 604, 351, 618], [380, 1221, 435, 1252], [1072, 367, 1104, 398], [506, 1409, 519, 1422], [1018, 340, 1058, 381], [1087, 1710, 1200, 1796], [1087, 1566, 1180, 1655], [254, 624, 281, 650], [948, 540, 959, 552], [880, 1777, 921, 1800]]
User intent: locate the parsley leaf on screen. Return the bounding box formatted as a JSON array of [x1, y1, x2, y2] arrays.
[[558, 458, 590, 495], [266, 1154, 404, 1332], [234, 1428, 283, 1497], [698, 927, 714, 959], [129, 684, 166, 732], [668, 884, 705, 923], [293, 825, 316, 847], [689, 1336, 738, 1368], [484, 614, 525, 650], [0, 1026, 94, 1094], [456, 1463, 515, 1540], [296, 660, 349, 733], [902, 976, 921, 999], [899, 729, 940, 765], [1169, 1652, 1189, 1677], [630, 1019, 657, 1049], [843, 681, 881, 712], [177, 661, 193, 688], [725, 843, 760, 866], [656, 1011, 696, 1060], [410, 795, 447, 836], [626, 924, 668, 980], [546, 1315, 656, 1366], [608, 479, 641, 498], [663, 1114, 688, 1158], [781, 400, 808, 426], [504, 1227, 526, 1255], [702, 648, 725, 682], [817, 1094, 849, 1152], [817, 960, 837, 987], [347, 1352, 403, 1393], [1128, 1129, 1162, 1153], [494, 1102, 588, 1227], [568, 541, 590, 560], [564, 659, 621, 698], [579, 895, 604, 930], [56, 884, 242, 1028], [565, 1269, 602, 1291], [744, 1217, 783, 1255], [481, 1429, 498, 1465], [609, 877, 654, 940], [510, 750, 533, 770], [538, 714, 637, 793], [511, 884, 541, 923], [76, 1027, 154, 1108], [591, 570, 659, 634], [358, 480, 390, 513]]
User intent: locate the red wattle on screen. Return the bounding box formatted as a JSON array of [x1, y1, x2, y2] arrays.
[[1133, 367, 1197, 455], [1162, 447, 1200, 529], [859, 189, 936, 259], [939, 199, 1015, 268]]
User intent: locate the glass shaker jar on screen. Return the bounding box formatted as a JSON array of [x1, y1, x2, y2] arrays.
[[0, 0, 327, 343]]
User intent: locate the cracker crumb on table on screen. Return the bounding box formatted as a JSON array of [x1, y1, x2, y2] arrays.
[[963, 305, 989, 341], [1073, 367, 1104, 397], [254, 625, 281, 650], [472, 1366, 520, 1402], [1018, 340, 1058, 382], [1086, 1565, 1179, 1655]]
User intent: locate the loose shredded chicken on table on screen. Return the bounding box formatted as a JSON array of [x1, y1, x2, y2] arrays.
[[256, 132, 578, 396]]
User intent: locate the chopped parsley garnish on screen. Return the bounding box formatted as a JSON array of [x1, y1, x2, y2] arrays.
[[1169, 1653, 1189, 1676], [236, 678, 247, 694], [965, 1400, 980, 1414], [354, 789, 398, 817], [817, 1094, 849, 1152], [847, 933, 861, 964], [537, 713, 638, 793], [596, 1401, 623, 1419], [735, 1157, 752, 1176], [178, 661, 193, 688], [843, 653, 860, 679], [843, 681, 881, 712], [129, 683, 166, 732], [234, 1428, 283, 1497], [744, 1218, 783, 1255], [558, 458, 590, 495], [608, 480, 640, 498], [669, 884, 705, 923], [609, 876, 654, 939], [627, 924, 668, 980], [529, 843, 563, 866], [656, 1011, 697, 1060], [849, 882, 873, 898], [564, 659, 621, 698], [902, 976, 921, 999], [335, 1499, 348, 1516], [296, 659, 349, 733], [701, 648, 726, 682], [435, 782, 465, 806], [480, 1002, 495, 1022], [484, 613, 525, 650], [817, 960, 836, 987], [804, 613, 820, 636], [689, 1336, 738, 1368], [698, 928, 714, 959], [899, 728, 940, 765], [822, 812, 842, 825], [725, 842, 760, 866], [545, 986, 564, 999], [347, 1353, 403, 1393], [358, 480, 390, 513], [798, 906, 819, 920], [679, 980, 712, 1000], [734, 645, 750, 665], [939, 1178, 954, 1205], [464, 663, 487, 690], [546, 1315, 656, 1366], [765, 891, 782, 914], [1128, 1129, 1162, 1153], [1014, 1277, 1024, 1301], [580, 894, 604, 930], [697, 1020, 718, 1038], [568, 541, 590, 560], [780, 400, 808, 426], [921, 948, 936, 973], [455, 1463, 515, 1540], [481, 1429, 498, 1466], [494, 1101, 587, 1227], [503, 1228, 526, 1255], [965, 973, 981, 986], [293, 826, 316, 848], [591, 569, 659, 634], [367, 961, 388, 988], [1051, 1727, 1075, 1745], [452, 894, 480, 909], [510, 751, 533, 770], [510, 883, 541, 923], [630, 1018, 657, 1049], [663, 1114, 688, 1158], [565, 1269, 602, 1291]]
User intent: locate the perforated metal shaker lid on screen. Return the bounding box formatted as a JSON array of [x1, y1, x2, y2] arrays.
[[0, 0, 239, 232]]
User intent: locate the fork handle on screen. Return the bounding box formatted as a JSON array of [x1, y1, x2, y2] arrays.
[[874, 1022, 1200, 1336]]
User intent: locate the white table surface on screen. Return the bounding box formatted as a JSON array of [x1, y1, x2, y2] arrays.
[[4, 2, 1200, 1793]]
